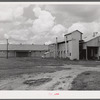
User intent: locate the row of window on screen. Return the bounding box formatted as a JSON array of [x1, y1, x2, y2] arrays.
[[58, 51, 71, 56], [58, 51, 66, 55]]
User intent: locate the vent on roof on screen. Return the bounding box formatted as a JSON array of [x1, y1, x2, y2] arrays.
[[93, 32, 98, 37]]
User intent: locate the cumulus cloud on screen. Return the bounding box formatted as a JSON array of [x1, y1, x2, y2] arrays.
[[33, 6, 41, 17], [0, 28, 5, 40], [32, 6, 55, 34], [7, 29, 30, 41], [3, 4, 100, 44], [13, 7, 24, 19], [25, 19, 33, 24], [45, 40, 52, 45], [4, 34, 9, 39], [68, 22, 87, 33], [30, 6, 67, 44], [51, 24, 66, 35], [50, 24, 67, 41], [68, 21, 100, 39], [0, 4, 29, 21], [13, 21, 21, 26], [46, 5, 100, 22]]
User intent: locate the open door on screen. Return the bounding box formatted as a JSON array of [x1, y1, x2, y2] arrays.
[[16, 51, 30, 57], [87, 47, 98, 60]]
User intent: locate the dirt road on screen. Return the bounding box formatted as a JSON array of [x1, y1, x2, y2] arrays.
[[0, 64, 100, 90]]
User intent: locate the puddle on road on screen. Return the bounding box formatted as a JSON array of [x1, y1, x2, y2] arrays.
[[49, 81, 60, 90], [23, 78, 52, 86]]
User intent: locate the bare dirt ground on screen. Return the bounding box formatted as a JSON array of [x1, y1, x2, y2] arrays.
[[0, 57, 100, 90]]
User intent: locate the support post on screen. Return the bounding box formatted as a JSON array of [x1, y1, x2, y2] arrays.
[[6, 39, 8, 59], [56, 37, 58, 58], [86, 47, 87, 60]]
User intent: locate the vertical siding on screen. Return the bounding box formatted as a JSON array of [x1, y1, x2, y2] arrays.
[[65, 31, 82, 60], [48, 44, 56, 58], [0, 51, 6, 57], [8, 51, 15, 57], [66, 34, 72, 59], [0, 51, 15, 58], [71, 31, 81, 60], [58, 43, 66, 58], [68, 41, 72, 59]]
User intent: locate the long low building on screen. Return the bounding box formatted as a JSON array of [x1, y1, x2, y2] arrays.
[[45, 30, 100, 60], [0, 44, 48, 58]]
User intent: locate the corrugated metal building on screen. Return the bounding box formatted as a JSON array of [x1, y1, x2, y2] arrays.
[[0, 44, 48, 57], [45, 30, 100, 60]]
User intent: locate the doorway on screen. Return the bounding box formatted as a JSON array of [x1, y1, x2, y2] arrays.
[[16, 51, 30, 57], [87, 47, 98, 60]]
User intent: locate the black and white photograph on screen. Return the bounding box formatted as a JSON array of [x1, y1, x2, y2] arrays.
[[0, 2, 100, 91]]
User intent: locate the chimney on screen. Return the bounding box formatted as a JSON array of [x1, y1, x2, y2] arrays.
[[93, 32, 98, 37]]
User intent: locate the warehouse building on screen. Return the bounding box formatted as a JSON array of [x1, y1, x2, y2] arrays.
[[0, 44, 48, 58], [45, 30, 100, 60]]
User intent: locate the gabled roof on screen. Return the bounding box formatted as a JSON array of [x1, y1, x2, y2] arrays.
[[64, 30, 83, 36], [84, 33, 100, 42], [0, 44, 48, 51]]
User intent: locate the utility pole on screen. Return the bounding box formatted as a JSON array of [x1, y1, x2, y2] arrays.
[[6, 39, 8, 59], [4, 34, 9, 59]]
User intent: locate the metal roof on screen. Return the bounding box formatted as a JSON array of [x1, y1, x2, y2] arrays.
[[83, 33, 100, 42], [0, 44, 48, 51]]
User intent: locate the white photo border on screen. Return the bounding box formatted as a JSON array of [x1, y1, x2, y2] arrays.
[[0, 1, 100, 99]]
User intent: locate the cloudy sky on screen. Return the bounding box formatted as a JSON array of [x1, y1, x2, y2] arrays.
[[0, 3, 100, 44]]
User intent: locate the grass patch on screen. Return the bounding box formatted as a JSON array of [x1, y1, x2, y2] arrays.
[[70, 71, 100, 90], [0, 58, 72, 80], [0, 57, 100, 80]]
